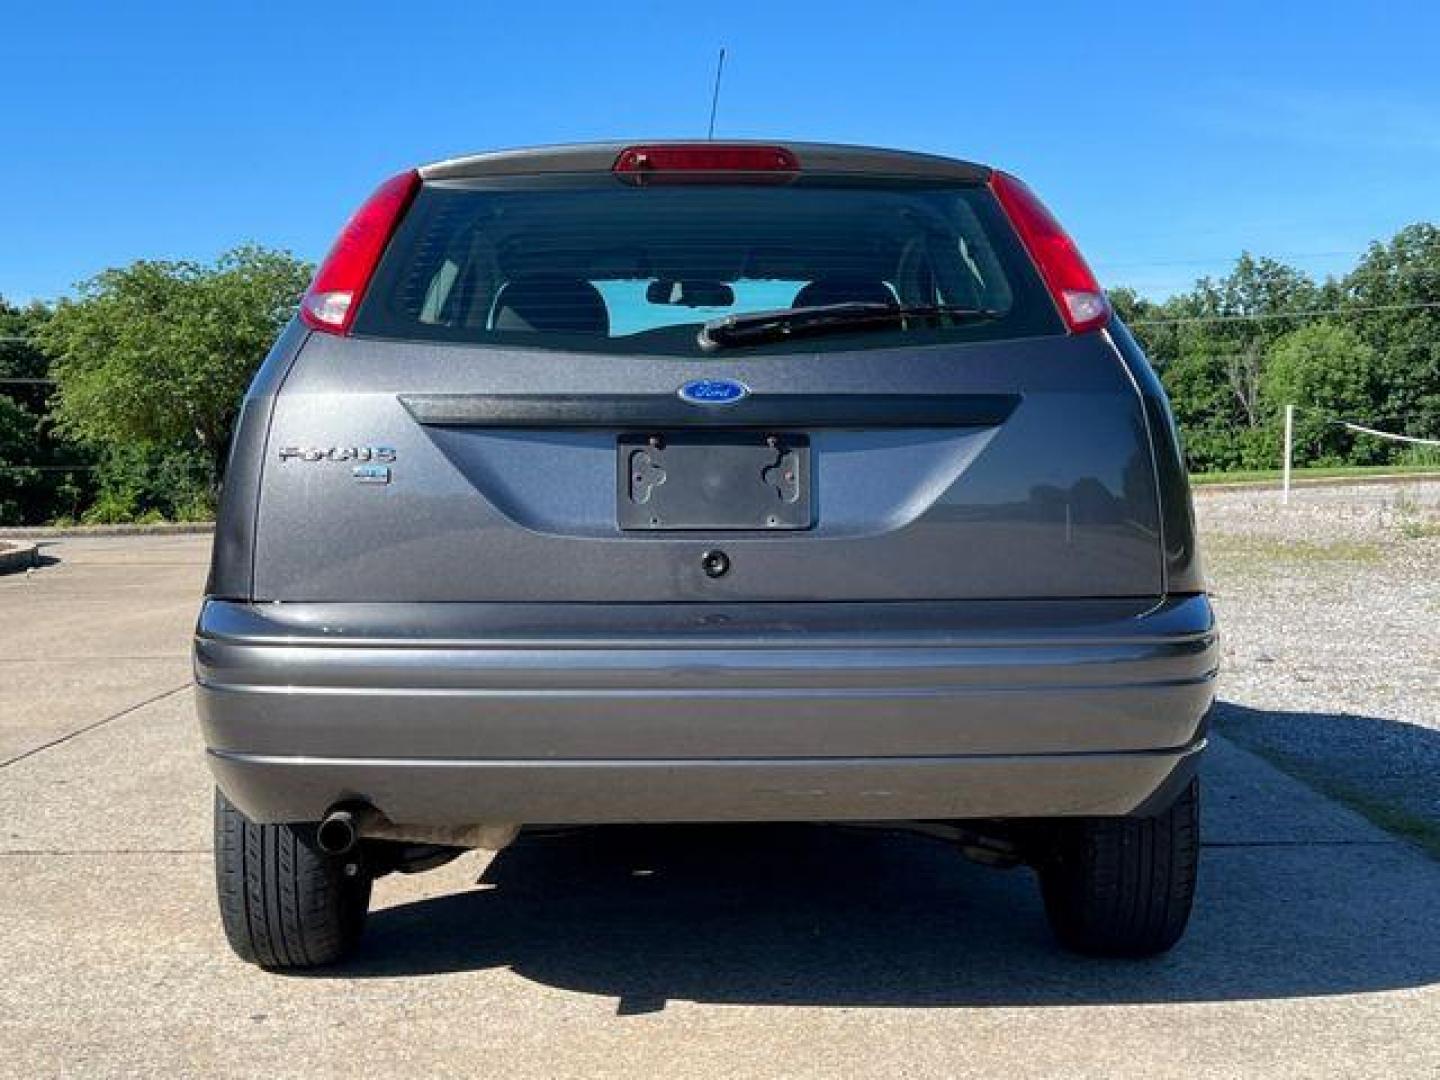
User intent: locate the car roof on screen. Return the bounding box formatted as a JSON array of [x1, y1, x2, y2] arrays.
[[419, 140, 992, 183]]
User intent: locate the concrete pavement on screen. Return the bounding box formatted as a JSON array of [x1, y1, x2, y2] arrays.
[[1, 536, 1437, 1078]]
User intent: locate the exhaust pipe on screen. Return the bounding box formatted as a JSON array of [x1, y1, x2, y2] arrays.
[[315, 806, 519, 857], [316, 808, 373, 856]]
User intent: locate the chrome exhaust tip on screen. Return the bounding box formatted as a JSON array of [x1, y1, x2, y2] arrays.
[[315, 809, 363, 856]]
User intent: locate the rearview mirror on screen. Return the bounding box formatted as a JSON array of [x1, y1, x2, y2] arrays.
[[646, 279, 735, 308]]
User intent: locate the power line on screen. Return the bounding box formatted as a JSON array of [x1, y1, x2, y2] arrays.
[[1095, 248, 1365, 271], [1109, 266, 1440, 290], [1130, 299, 1440, 328], [0, 464, 98, 472], [1171, 342, 1440, 367]]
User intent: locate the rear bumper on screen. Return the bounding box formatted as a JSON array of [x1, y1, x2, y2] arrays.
[[195, 596, 1217, 825]]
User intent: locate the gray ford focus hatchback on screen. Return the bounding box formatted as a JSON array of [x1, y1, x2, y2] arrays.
[[197, 141, 1216, 968]]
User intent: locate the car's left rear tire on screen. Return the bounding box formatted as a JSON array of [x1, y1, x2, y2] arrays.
[[213, 788, 371, 969]]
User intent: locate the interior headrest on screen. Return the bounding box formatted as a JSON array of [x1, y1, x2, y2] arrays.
[[492, 275, 610, 334], [792, 278, 897, 309]]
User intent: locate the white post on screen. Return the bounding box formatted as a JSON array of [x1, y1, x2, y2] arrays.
[[1281, 403, 1294, 505]]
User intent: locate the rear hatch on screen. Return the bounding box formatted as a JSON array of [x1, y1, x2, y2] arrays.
[[252, 144, 1161, 603]]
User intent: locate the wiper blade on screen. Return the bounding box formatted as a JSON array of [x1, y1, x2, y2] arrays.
[[697, 302, 1001, 351]]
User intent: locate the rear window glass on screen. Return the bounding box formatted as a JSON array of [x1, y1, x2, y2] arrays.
[[354, 175, 1062, 354]]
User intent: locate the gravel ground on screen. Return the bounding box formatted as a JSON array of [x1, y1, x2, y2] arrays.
[[1197, 479, 1440, 853]]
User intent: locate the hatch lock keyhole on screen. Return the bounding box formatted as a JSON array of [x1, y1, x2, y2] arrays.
[[701, 549, 731, 579]]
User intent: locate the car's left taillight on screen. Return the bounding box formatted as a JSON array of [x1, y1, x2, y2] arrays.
[[300, 169, 421, 335]]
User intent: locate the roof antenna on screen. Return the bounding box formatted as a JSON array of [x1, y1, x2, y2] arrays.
[[707, 47, 726, 139]]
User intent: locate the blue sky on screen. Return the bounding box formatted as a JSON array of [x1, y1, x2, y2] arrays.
[[3, 0, 1437, 302]]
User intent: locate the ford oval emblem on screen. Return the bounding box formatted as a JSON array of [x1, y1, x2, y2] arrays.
[[678, 378, 749, 406]]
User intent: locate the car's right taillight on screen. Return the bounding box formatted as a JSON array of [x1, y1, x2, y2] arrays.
[[300, 169, 420, 335], [990, 171, 1109, 334]]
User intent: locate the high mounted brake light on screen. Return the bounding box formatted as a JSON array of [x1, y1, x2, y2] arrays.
[[300, 169, 421, 335], [989, 171, 1109, 334], [613, 144, 800, 174]]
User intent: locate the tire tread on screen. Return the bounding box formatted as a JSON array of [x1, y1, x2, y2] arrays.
[[212, 789, 370, 968], [1040, 778, 1199, 957]]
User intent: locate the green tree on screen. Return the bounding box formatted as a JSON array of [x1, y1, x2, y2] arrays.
[[1340, 223, 1440, 442], [0, 394, 37, 524], [1122, 254, 1325, 471], [0, 298, 91, 525], [39, 246, 311, 493], [1262, 323, 1385, 465], [1116, 226, 1440, 474], [1177, 254, 1321, 430]]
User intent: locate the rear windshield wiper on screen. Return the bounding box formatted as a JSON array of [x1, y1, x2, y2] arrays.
[[697, 302, 1002, 351]]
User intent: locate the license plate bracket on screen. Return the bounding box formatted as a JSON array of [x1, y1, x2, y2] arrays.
[[617, 432, 812, 531]]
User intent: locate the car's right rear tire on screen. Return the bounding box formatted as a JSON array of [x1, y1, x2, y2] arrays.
[[1037, 777, 1200, 957], [213, 788, 371, 969]]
